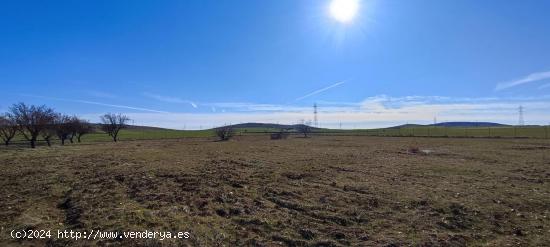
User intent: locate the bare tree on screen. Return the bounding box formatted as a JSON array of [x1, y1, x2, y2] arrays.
[[9, 103, 56, 148], [295, 121, 313, 138], [100, 113, 130, 142], [215, 125, 235, 141], [0, 114, 18, 146], [74, 119, 94, 142], [54, 114, 72, 145], [41, 124, 56, 147], [67, 116, 80, 143]]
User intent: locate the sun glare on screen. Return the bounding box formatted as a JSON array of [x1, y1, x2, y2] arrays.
[[329, 0, 359, 23]]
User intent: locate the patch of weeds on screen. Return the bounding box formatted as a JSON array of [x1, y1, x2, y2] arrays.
[[436, 203, 474, 230], [298, 228, 316, 240]]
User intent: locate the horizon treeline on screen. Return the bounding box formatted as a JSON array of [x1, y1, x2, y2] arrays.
[[0, 102, 130, 148]]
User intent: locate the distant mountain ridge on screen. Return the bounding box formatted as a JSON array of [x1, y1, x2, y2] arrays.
[[115, 122, 519, 132], [222, 122, 321, 130], [224, 122, 511, 130]]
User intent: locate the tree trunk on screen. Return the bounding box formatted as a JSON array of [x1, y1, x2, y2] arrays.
[[77, 135, 82, 143], [61, 139, 65, 145], [30, 139, 36, 148], [46, 139, 51, 147], [69, 136, 74, 144], [4, 141, 8, 146]]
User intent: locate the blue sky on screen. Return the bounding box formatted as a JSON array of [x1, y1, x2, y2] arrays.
[[1, 0, 550, 129]]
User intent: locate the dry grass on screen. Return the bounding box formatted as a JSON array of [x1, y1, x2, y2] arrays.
[[1, 136, 549, 246]]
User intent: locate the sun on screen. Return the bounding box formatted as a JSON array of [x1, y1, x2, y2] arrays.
[[329, 0, 360, 23]]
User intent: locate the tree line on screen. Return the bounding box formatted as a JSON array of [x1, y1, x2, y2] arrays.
[[0, 103, 130, 148]]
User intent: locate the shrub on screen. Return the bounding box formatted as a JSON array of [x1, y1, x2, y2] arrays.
[[215, 126, 234, 141]]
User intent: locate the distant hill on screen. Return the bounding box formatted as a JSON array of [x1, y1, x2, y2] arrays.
[[99, 122, 516, 132], [391, 122, 509, 128], [389, 124, 424, 129], [225, 123, 296, 129], [92, 123, 175, 131], [387, 122, 510, 129], [125, 125, 176, 131], [429, 122, 510, 127], [222, 122, 324, 131], [218, 122, 513, 131]]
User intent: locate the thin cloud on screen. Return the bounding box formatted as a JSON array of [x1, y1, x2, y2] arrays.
[[495, 70, 550, 91], [79, 97, 550, 130], [17, 93, 550, 129], [75, 100, 170, 113], [143, 92, 197, 108], [203, 102, 286, 112], [295, 81, 346, 101], [20, 94, 169, 113], [79, 95, 550, 129], [539, 83, 550, 90]]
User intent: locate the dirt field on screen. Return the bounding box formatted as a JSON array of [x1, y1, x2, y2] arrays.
[[1, 136, 549, 246]]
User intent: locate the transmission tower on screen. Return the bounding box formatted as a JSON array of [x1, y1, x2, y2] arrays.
[[313, 103, 318, 127], [518, 105, 525, 126]]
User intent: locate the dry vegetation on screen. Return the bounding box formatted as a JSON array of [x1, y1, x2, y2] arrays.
[[1, 136, 549, 246]]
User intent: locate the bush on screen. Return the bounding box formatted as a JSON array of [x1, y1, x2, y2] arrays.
[[215, 126, 234, 141]]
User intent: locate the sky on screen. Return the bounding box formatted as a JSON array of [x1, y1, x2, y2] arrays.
[[1, 0, 550, 129]]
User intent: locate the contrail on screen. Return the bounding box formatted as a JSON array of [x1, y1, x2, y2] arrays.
[[495, 70, 550, 91], [20, 94, 170, 113], [143, 92, 197, 108], [295, 81, 346, 101], [74, 100, 170, 113]]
